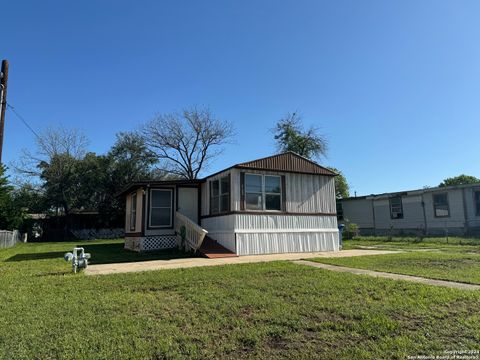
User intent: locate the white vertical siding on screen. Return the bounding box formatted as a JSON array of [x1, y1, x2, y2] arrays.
[[286, 173, 336, 213], [236, 232, 339, 256], [234, 214, 337, 230], [225, 169, 336, 214]]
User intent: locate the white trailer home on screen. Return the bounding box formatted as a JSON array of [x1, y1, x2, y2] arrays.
[[337, 183, 480, 237], [120, 152, 340, 257]]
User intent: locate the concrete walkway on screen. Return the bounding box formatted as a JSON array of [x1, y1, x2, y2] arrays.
[[85, 249, 398, 276], [293, 260, 480, 290]]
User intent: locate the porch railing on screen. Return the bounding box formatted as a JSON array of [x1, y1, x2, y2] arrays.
[[175, 212, 208, 252]]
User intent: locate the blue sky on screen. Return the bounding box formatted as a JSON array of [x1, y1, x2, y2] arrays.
[[2, 0, 479, 195]]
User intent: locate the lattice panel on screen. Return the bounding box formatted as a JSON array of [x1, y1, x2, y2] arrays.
[[141, 235, 178, 251]]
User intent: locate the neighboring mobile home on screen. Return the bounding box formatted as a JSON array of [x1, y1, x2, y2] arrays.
[[337, 183, 480, 236], [120, 152, 340, 256]]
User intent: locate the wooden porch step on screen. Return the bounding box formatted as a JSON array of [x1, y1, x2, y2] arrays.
[[198, 236, 238, 259]]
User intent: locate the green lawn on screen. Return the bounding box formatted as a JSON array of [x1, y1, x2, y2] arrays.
[[1, 240, 480, 359], [308, 237, 480, 285]]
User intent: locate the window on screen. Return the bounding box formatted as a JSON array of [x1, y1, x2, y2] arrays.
[[336, 202, 344, 220], [475, 191, 480, 216], [130, 192, 137, 231], [220, 176, 230, 212], [265, 175, 281, 210], [433, 193, 449, 217], [245, 174, 282, 211], [389, 196, 403, 219], [150, 189, 172, 227], [210, 175, 230, 214]]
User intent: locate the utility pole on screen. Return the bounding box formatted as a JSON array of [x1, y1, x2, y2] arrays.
[[0, 59, 9, 164]]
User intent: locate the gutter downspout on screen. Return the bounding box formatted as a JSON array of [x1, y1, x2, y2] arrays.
[[371, 198, 376, 236], [421, 193, 427, 236], [462, 187, 469, 236]]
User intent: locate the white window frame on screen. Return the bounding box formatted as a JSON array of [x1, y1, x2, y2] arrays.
[[389, 196, 403, 220], [149, 188, 173, 228], [129, 192, 137, 231], [245, 173, 282, 212]]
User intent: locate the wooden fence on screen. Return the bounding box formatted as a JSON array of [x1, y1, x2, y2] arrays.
[[0, 230, 20, 249]]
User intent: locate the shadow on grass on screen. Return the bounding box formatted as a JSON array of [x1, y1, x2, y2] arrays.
[[7, 242, 195, 265]]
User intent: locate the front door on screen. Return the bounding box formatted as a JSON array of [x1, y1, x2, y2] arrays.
[[177, 187, 198, 224]]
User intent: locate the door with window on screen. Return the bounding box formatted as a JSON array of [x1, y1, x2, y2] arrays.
[[178, 187, 199, 224]]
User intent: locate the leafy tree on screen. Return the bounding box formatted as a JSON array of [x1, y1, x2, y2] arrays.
[[439, 174, 480, 187], [0, 165, 24, 230], [140, 107, 234, 179], [273, 112, 328, 159], [327, 167, 350, 199], [97, 133, 160, 225]]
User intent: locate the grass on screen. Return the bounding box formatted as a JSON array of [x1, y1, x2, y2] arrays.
[[1, 239, 480, 358], [342, 236, 480, 251], [308, 237, 480, 285]]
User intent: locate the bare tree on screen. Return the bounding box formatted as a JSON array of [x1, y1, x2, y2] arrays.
[[140, 107, 234, 179], [14, 126, 89, 178]]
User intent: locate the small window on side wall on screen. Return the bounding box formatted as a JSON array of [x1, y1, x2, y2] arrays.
[[130, 192, 137, 231], [336, 202, 344, 220], [433, 193, 449, 217], [389, 196, 403, 219]]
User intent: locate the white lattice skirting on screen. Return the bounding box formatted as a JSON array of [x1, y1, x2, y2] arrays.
[[142, 235, 178, 251], [125, 235, 178, 252]]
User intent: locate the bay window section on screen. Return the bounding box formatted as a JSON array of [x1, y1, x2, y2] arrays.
[[150, 189, 172, 227]]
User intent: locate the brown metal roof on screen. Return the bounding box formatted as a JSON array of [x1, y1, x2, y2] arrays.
[[235, 152, 336, 176]]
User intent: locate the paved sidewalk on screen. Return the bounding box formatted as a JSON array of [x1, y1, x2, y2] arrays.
[[85, 249, 398, 276], [293, 260, 480, 290]]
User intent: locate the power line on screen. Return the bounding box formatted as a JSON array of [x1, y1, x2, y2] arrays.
[[6, 103, 41, 140]]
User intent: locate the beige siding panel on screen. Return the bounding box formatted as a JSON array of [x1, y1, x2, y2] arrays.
[[373, 196, 425, 230], [125, 189, 144, 233], [236, 232, 339, 256]]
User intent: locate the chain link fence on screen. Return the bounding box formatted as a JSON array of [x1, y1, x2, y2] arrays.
[[0, 230, 20, 249]]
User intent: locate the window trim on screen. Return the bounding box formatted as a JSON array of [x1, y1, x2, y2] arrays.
[[209, 175, 231, 215], [336, 202, 344, 221], [148, 188, 174, 228], [129, 192, 137, 231], [389, 196, 404, 220], [244, 173, 282, 212], [433, 192, 450, 218], [474, 190, 480, 217]]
